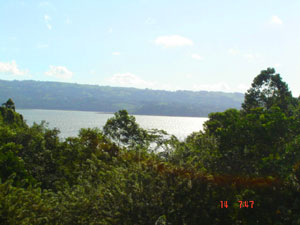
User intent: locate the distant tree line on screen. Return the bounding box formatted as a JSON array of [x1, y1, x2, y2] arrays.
[[0, 79, 244, 117]]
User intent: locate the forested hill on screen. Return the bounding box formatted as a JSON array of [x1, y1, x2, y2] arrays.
[[0, 79, 244, 117]]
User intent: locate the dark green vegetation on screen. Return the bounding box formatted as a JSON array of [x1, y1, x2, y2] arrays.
[[1, 68, 300, 224], [0, 79, 244, 117]]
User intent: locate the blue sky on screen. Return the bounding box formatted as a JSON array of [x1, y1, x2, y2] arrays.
[[1, 0, 300, 95]]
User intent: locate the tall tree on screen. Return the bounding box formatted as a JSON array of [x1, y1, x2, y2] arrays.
[[103, 110, 148, 148], [242, 68, 297, 115], [2, 98, 15, 111]]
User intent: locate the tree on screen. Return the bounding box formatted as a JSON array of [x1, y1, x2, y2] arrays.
[[2, 99, 15, 111], [242, 68, 297, 115], [103, 110, 148, 149], [103, 110, 178, 153], [0, 143, 34, 186], [201, 104, 293, 177], [0, 100, 25, 128]]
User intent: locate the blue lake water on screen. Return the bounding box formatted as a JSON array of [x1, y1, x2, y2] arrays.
[[17, 109, 208, 140]]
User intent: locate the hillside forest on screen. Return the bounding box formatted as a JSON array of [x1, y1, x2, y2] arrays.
[[0, 79, 243, 117]]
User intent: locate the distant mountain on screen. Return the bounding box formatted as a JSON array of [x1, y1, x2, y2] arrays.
[[0, 79, 244, 117]]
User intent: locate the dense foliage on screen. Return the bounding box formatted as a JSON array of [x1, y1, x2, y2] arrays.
[[1, 68, 300, 224], [0, 79, 243, 117]]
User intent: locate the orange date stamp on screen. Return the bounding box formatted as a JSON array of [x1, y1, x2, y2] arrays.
[[220, 201, 254, 208]]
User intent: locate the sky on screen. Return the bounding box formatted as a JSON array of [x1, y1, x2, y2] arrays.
[[1, 0, 300, 95]]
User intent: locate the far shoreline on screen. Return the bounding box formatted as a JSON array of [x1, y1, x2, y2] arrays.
[[16, 107, 210, 119]]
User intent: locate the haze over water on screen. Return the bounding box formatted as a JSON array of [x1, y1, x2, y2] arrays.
[[17, 109, 208, 140]]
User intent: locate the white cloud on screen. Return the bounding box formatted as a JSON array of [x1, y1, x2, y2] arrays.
[[106, 73, 249, 93], [228, 48, 239, 55], [270, 15, 283, 25], [108, 27, 113, 33], [107, 73, 153, 88], [191, 53, 203, 61], [45, 66, 73, 79], [112, 52, 121, 56], [44, 14, 52, 30], [0, 61, 28, 76], [44, 14, 51, 21], [155, 35, 194, 47]]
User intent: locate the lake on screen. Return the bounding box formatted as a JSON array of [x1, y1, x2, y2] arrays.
[[16, 109, 208, 140]]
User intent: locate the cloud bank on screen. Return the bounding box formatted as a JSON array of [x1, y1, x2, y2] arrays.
[[45, 66, 73, 79], [0, 61, 28, 76]]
